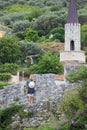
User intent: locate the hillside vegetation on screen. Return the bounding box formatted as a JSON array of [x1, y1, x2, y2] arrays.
[[0, 1, 87, 130], [0, 0, 86, 47], [0, 0, 86, 75]]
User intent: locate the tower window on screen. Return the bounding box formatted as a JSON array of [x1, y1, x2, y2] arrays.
[[70, 40, 74, 50]]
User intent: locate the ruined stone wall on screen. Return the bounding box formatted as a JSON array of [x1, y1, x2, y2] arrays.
[[0, 74, 75, 109], [0, 74, 76, 129]]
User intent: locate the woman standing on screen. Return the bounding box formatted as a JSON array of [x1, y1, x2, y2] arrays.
[[27, 78, 35, 105]]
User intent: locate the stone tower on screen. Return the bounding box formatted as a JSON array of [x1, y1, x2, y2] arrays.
[[60, 0, 85, 75]]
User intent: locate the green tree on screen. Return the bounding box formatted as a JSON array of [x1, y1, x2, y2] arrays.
[[29, 52, 64, 74], [19, 41, 45, 63], [12, 20, 30, 33], [50, 27, 64, 42], [0, 63, 19, 75], [25, 8, 43, 21], [25, 28, 39, 42], [33, 14, 61, 35], [81, 23, 87, 49], [0, 35, 21, 64]]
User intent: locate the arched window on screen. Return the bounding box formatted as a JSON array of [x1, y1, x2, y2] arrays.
[[70, 40, 74, 50]]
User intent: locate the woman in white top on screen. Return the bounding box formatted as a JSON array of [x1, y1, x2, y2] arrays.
[[27, 78, 35, 105]]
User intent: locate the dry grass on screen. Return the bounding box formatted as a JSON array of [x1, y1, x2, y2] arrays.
[[40, 42, 64, 53]]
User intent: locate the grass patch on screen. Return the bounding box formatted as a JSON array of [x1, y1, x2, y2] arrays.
[[5, 4, 41, 13], [0, 82, 12, 89]]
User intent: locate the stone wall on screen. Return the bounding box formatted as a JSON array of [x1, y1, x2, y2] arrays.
[[0, 74, 76, 129], [0, 74, 75, 109]]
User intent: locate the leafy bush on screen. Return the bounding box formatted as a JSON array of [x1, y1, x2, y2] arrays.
[[19, 67, 31, 77], [38, 30, 46, 37], [0, 63, 19, 75], [81, 23, 87, 49], [56, 111, 87, 130], [50, 27, 64, 42], [25, 28, 39, 42], [64, 66, 87, 114], [0, 73, 11, 81], [0, 104, 24, 130], [5, 4, 40, 13], [0, 35, 21, 64], [78, 6, 87, 24], [66, 71, 80, 83], [19, 41, 45, 63], [50, 33, 64, 42], [58, 66, 87, 130], [50, 5, 61, 11], [29, 52, 64, 74], [0, 12, 30, 26], [12, 20, 31, 33], [66, 66, 87, 83], [78, 80, 87, 112], [33, 13, 62, 35], [0, 82, 12, 89], [15, 31, 25, 40], [59, 88, 84, 118], [0, 15, 11, 25], [25, 8, 43, 21]]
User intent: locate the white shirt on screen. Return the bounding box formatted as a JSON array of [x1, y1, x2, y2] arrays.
[[29, 81, 35, 88]]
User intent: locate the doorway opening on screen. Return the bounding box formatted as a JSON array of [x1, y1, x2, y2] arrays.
[[70, 40, 74, 50]]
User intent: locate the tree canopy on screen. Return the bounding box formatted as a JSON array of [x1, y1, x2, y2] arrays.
[[0, 35, 21, 64], [29, 52, 64, 74]]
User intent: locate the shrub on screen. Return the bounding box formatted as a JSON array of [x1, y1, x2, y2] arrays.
[[59, 66, 87, 130], [0, 104, 24, 130], [15, 31, 25, 40], [19, 41, 45, 63], [66, 71, 80, 83], [11, 12, 30, 21], [66, 66, 87, 83], [0, 63, 19, 75], [81, 23, 87, 49], [5, 4, 39, 13], [19, 67, 31, 77], [38, 30, 45, 37], [25, 8, 43, 21], [0, 82, 12, 89], [50, 5, 61, 11], [0, 73, 11, 81], [59, 88, 84, 118], [29, 52, 64, 74], [57, 111, 87, 130], [33, 13, 62, 35], [25, 28, 39, 42], [49, 27, 64, 42], [78, 80, 87, 112], [51, 33, 64, 42], [0, 35, 21, 64], [1, 16, 11, 25], [12, 20, 31, 33]]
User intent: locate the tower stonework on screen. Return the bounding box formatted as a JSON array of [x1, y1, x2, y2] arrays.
[[60, 0, 85, 72], [65, 23, 80, 51]]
